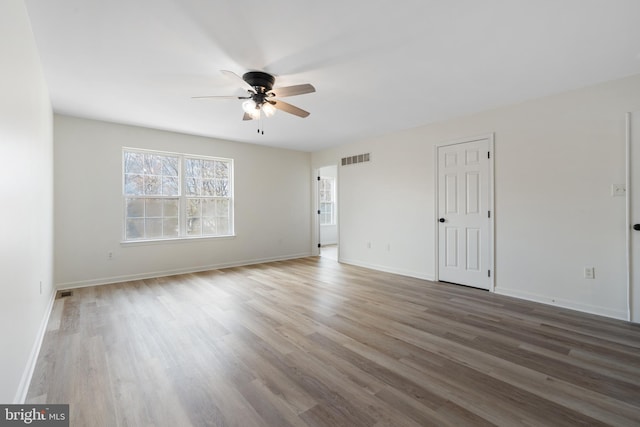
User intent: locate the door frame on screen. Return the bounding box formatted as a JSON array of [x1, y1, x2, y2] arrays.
[[434, 133, 495, 292], [626, 112, 639, 322], [312, 168, 320, 256]]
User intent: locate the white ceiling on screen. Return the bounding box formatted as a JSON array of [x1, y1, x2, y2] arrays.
[[24, 0, 640, 152]]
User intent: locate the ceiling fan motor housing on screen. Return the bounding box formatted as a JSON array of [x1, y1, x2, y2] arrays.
[[243, 71, 275, 92]]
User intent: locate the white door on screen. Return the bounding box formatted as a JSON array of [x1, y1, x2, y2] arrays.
[[630, 112, 640, 322], [437, 137, 492, 290]]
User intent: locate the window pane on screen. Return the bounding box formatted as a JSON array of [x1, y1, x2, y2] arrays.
[[126, 199, 145, 218], [320, 178, 334, 202], [124, 152, 144, 174], [163, 218, 179, 237], [202, 160, 215, 179], [320, 202, 334, 225], [184, 178, 195, 196], [145, 199, 163, 217], [215, 161, 229, 179], [162, 176, 179, 196], [187, 218, 201, 236], [125, 174, 143, 195], [144, 155, 163, 175], [162, 156, 179, 177], [216, 217, 230, 235], [187, 199, 201, 218], [145, 218, 163, 238], [184, 158, 231, 197], [124, 151, 180, 197], [325, 190, 333, 202], [216, 199, 229, 217], [144, 175, 161, 195], [185, 158, 201, 178], [202, 179, 215, 196], [202, 199, 216, 216], [126, 198, 180, 239], [126, 219, 144, 239], [164, 199, 178, 217], [214, 179, 229, 197], [202, 217, 216, 235]]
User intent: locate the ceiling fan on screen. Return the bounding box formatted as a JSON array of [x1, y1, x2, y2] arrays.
[[193, 70, 316, 124]]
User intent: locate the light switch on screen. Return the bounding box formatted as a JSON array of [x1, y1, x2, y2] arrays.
[[611, 184, 626, 197]]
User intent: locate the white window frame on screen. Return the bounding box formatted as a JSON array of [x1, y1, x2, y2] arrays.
[[122, 147, 234, 242]]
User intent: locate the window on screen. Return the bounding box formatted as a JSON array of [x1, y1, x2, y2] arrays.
[[123, 148, 233, 241], [319, 177, 335, 225]]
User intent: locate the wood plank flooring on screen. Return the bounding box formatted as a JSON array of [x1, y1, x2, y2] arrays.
[[27, 257, 640, 426]]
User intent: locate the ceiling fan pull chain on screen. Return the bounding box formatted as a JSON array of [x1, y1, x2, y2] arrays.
[[256, 107, 261, 134]]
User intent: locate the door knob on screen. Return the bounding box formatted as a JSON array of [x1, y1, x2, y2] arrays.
[[634, 224, 640, 231], [439, 218, 446, 223]]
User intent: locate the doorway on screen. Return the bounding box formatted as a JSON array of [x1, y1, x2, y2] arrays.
[[436, 135, 494, 290], [318, 165, 338, 260]]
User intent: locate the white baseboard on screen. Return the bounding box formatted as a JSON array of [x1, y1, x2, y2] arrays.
[[337, 260, 627, 321], [14, 289, 56, 403], [495, 287, 628, 321], [339, 257, 435, 281], [56, 252, 312, 290]]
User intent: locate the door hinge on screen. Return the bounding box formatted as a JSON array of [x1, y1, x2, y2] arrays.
[[317, 210, 321, 215], [488, 210, 491, 218], [487, 151, 490, 159], [317, 176, 321, 181], [488, 270, 491, 277], [318, 243, 321, 248]]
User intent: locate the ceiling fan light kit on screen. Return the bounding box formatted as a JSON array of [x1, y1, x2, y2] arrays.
[[242, 100, 260, 119], [261, 102, 276, 117], [194, 70, 315, 134]]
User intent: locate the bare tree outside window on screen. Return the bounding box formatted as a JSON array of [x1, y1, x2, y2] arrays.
[[184, 158, 231, 236], [123, 149, 233, 241]]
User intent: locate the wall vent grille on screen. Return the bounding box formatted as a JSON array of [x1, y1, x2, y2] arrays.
[[341, 153, 370, 166], [59, 290, 73, 298]]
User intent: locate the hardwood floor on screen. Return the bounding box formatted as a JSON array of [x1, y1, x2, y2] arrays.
[[27, 257, 640, 426]]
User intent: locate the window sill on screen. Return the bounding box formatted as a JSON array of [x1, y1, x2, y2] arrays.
[[120, 234, 236, 247]]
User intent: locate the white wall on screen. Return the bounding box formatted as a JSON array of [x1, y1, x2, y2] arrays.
[[0, 0, 54, 402], [313, 73, 640, 320], [319, 165, 338, 245], [54, 115, 312, 287]]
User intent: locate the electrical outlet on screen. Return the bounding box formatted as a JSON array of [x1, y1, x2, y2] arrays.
[[366, 241, 371, 249], [108, 251, 113, 260], [584, 267, 595, 279], [385, 243, 391, 251]]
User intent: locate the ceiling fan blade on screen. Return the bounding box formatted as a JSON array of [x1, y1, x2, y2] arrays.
[[191, 95, 250, 99], [221, 70, 255, 92], [269, 84, 316, 98], [242, 112, 253, 121], [271, 100, 310, 118]]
